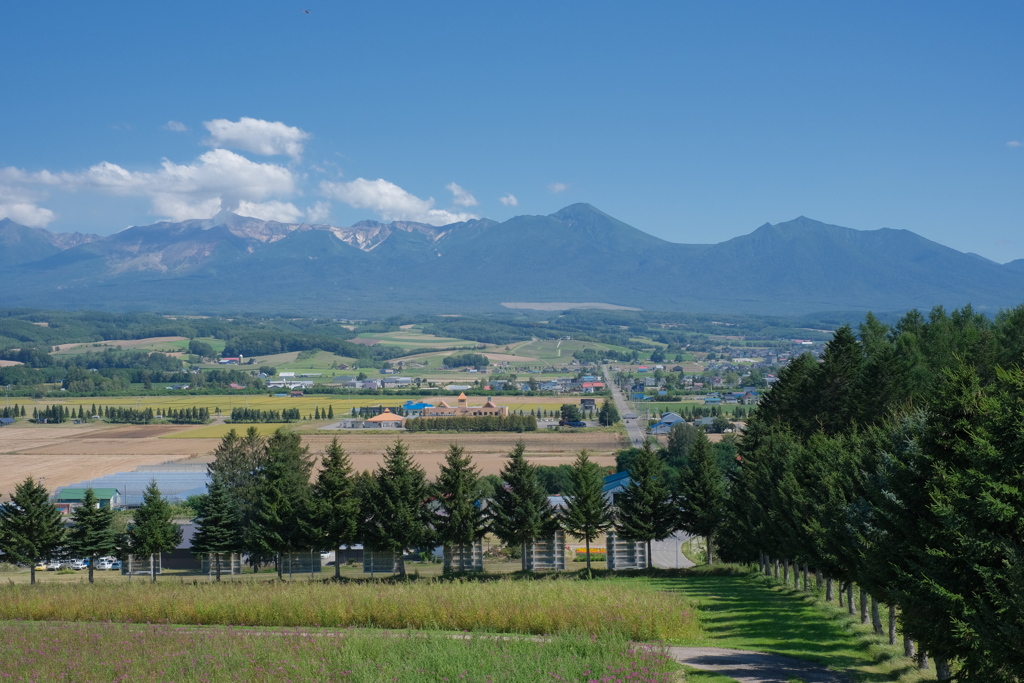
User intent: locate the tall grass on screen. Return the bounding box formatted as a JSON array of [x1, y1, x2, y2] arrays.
[[0, 577, 699, 641], [0, 621, 680, 682]]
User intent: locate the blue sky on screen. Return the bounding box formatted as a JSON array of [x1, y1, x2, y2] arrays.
[[1, 1, 1022, 261]]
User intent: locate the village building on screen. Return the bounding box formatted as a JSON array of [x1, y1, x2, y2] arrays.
[[421, 393, 509, 418], [363, 408, 407, 429]]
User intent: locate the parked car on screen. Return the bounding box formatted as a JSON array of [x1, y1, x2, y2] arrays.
[[108, 561, 122, 571], [70, 559, 88, 570], [58, 560, 75, 570], [46, 561, 61, 571], [33, 562, 47, 572], [95, 560, 114, 570]]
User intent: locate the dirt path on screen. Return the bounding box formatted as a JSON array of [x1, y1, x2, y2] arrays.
[[667, 647, 848, 683]]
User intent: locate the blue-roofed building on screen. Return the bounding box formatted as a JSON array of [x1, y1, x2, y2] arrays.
[[0, 417, 15, 426], [602, 471, 631, 500], [401, 401, 433, 418]]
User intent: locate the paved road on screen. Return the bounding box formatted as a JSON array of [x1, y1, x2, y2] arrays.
[[603, 364, 646, 447], [667, 647, 849, 683]]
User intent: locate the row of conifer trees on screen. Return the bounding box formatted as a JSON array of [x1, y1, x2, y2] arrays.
[[712, 305, 1024, 682]]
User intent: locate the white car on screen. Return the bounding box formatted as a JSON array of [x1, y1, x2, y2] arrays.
[[46, 561, 61, 571], [70, 559, 88, 570], [95, 560, 115, 570]]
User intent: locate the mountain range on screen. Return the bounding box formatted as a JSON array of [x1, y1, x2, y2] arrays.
[[2, 204, 1023, 317]]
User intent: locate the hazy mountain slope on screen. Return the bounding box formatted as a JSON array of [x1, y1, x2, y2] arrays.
[[1, 206, 1023, 316]]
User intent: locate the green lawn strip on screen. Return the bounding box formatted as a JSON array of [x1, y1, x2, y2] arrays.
[[637, 568, 933, 683], [0, 621, 680, 682], [680, 666, 742, 682]]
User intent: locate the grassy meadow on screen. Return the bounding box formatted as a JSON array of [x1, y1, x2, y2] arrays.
[[0, 567, 939, 682], [0, 622, 678, 682], [0, 578, 697, 641]]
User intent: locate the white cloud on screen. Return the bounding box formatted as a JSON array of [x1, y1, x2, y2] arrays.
[[0, 200, 55, 228], [165, 120, 188, 132], [445, 182, 478, 207], [203, 117, 310, 160], [0, 183, 56, 227], [306, 200, 331, 224], [320, 178, 479, 226], [236, 200, 305, 223], [3, 149, 298, 222], [548, 182, 569, 193], [1008, 140, 1022, 148], [499, 193, 518, 207]]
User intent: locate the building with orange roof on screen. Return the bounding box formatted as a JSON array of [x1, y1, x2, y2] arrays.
[[421, 393, 509, 418], [363, 408, 407, 429]]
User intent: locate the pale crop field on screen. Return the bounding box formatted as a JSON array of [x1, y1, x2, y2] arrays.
[[0, 423, 624, 495], [50, 336, 191, 355]]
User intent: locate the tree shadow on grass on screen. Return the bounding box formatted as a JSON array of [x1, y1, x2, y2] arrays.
[[644, 570, 924, 683]]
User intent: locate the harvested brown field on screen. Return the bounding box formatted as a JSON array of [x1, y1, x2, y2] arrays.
[[0, 360, 23, 367], [0, 424, 625, 495], [0, 424, 206, 498]]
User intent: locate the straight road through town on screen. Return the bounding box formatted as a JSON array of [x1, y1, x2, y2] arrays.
[[603, 364, 646, 447]]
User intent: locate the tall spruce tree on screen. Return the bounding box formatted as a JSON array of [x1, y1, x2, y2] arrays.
[[313, 438, 360, 579], [561, 450, 613, 575], [67, 488, 116, 583], [615, 441, 676, 568], [490, 440, 555, 571], [676, 432, 726, 564], [190, 475, 242, 581], [127, 481, 182, 582], [0, 477, 66, 585], [247, 429, 316, 579], [433, 443, 489, 572], [363, 439, 430, 577]]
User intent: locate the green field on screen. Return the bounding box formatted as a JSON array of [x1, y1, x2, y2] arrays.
[[353, 326, 482, 350]]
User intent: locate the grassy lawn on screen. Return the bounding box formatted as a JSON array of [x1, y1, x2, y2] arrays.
[[638, 568, 934, 682], [0, 622, 679, 682]]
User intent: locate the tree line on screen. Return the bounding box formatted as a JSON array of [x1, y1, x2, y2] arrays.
[[0, 478, 180, 584], [710, 305, 1024, 682], [0, 426, 718, 584], [229, 407, 301, 423], [404, 415, 537, 432]]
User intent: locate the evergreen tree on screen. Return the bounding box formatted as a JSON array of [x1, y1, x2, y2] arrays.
[[327, 405, 334, 419], [615, 442, 676, 568], [561, 450, 613, 575], [362, 439, 430, 576], [433, 443, 489, 572], [0, 477, 66, 585], [676, 432, 726, 564], [247, 429, 316, 579], [67, 488, 116, 584], [190, 475, 242, 581], [127, 481, 182, 582], [313, 438, 360, 579], [207, 427, 269, 565], [490, 440, 555, 571], [597, 399, 620, 426]]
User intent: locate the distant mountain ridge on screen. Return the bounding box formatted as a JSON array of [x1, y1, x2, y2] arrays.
[[1, 206, 1022, 316]]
